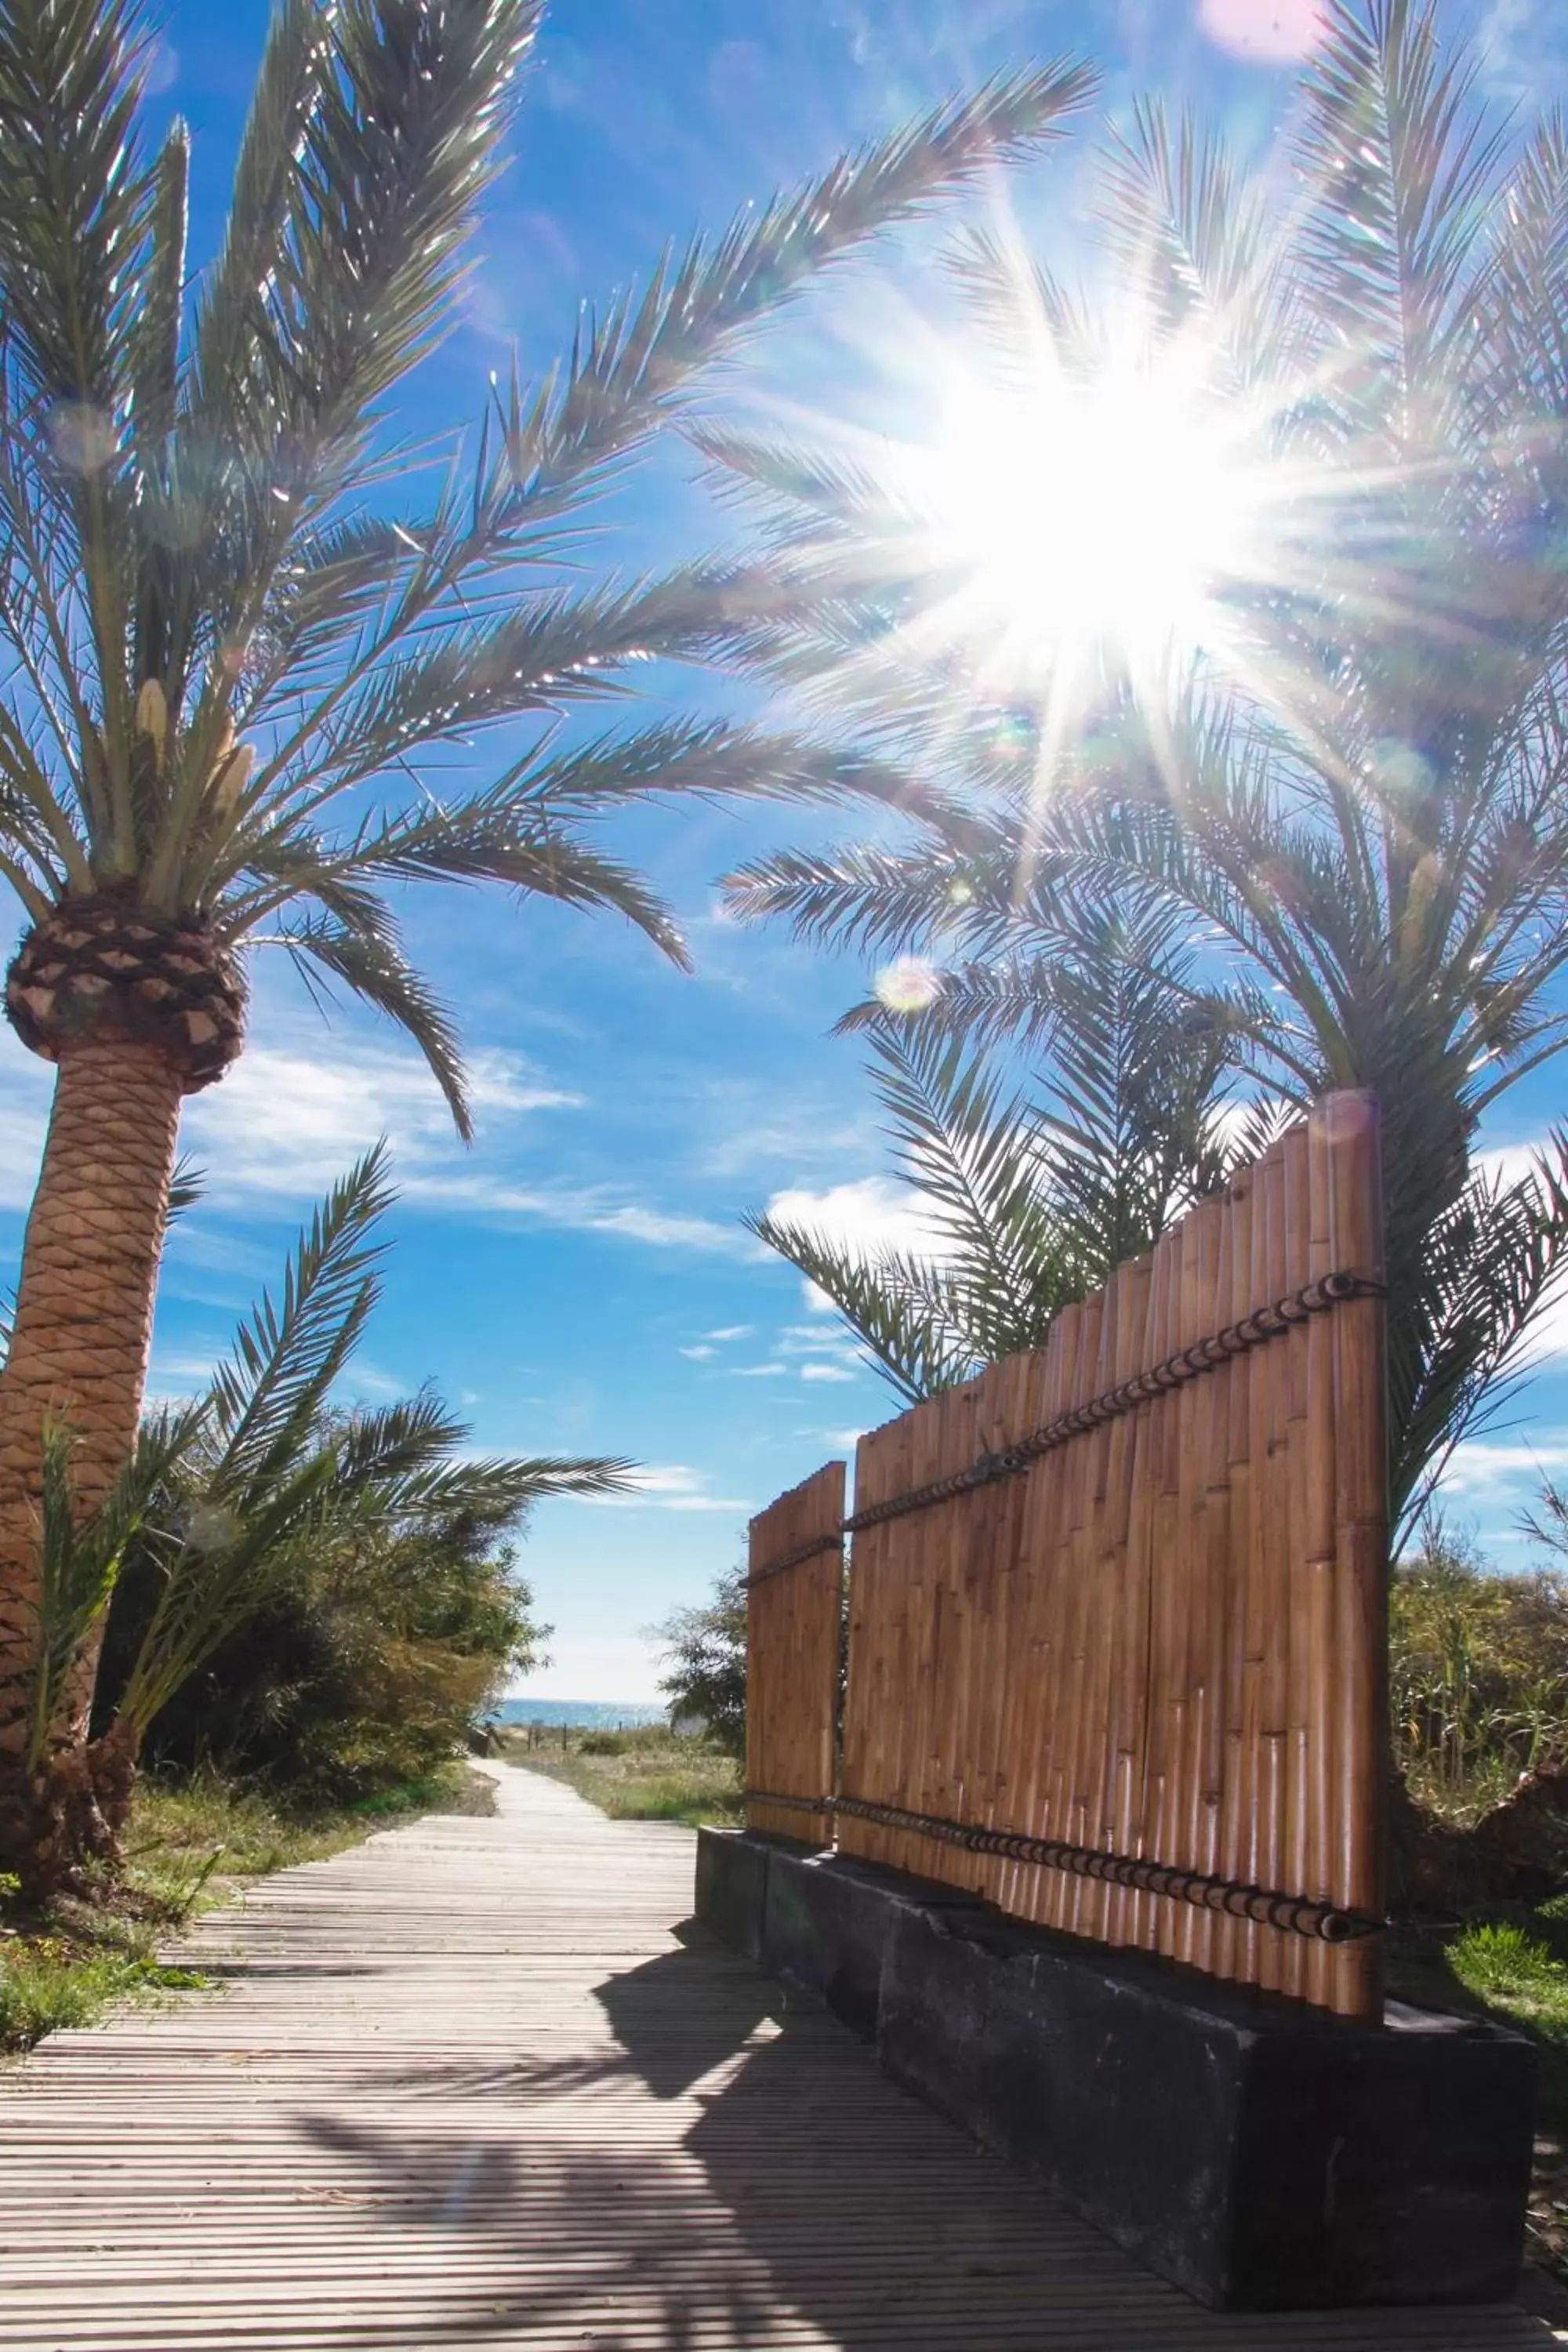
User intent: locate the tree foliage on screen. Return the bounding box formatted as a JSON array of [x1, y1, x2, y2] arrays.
[[1392, 1517, 1568, 1824], [653, 1570, 747, 1759]]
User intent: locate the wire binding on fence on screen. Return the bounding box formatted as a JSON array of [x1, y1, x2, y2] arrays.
[[746, 1269, 1386, 1577], [746, 1532, 843, 1589], [844, 1269, 1385, 1536], [742, 1788, 1384, 1945]]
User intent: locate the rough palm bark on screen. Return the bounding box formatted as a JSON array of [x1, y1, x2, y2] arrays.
[[0, 1027, 206, 1882]]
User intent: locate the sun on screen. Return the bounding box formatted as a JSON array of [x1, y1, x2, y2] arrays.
[[905, 354, 1269, 693]]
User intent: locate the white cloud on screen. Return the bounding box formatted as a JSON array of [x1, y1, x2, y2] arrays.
[[511, 1631, 663, 1704], [801, 1363, 855, 1383], [573, 1201, 755, 1254], [145, 1352, 223, 1396], [730, 1361, 788, 1378], [0, 1013, 759, 1261], [580, 1464, 753, 1514], [778, 1321, 858, 1357], [181, 1043, 577, 1198], [680, 1344, 717, 1361], [705, 1325, 753, 1343], [1197, 0, 1326, 64], [1438, 1438, 1568, 1498], [175, 1035, 759, 1258], [1478, 0, 1536, 93], [763, 1174, 946, 1261]]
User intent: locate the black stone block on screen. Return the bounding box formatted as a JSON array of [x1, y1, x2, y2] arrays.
[[693, 1831, 1536, 2311], [877, 1900, 1534, 2310], [762, 1846, 977, 2040], [693, 1827, 771, 1962]]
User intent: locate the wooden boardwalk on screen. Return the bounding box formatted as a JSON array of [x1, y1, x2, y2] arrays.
[[0, 1766, 1559, 2351]]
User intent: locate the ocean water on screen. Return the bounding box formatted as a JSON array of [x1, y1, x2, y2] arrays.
[[489, 1697, 668, 1730]]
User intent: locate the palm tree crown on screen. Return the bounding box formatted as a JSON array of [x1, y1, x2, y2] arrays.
[[0, 0, 1093, 1123], [710, 0, 1568, 1538]]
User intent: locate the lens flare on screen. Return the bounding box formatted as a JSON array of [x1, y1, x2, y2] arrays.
[[909, 359, 1265, 690], [875, 956, 942, 1014]]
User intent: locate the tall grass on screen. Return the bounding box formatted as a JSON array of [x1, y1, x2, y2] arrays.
[[503, 1724, 742, 1828], [1392, 1526, 1568, 1824]]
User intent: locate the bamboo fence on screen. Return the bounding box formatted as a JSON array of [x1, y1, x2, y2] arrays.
[[744, 1463, 845, 1844], [744, 1093, 1389, 2018]]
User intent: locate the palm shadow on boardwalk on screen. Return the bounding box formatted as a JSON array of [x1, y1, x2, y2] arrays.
[[293, 1924, 1551, 2352]]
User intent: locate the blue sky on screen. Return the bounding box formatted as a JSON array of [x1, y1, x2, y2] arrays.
[[2, 0, 1566, 1700]]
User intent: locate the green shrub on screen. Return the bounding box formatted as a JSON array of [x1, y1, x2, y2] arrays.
[[578, 1731, 628, 1756], [97, 1524, 549, 1804]]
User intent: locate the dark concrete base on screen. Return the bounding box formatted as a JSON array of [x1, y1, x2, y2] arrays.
[[694, 1828, 1535, 2312]]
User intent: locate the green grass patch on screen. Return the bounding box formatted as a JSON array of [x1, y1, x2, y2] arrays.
[[1448, 1920, 1568, 2006], [501, 1723, 742, 1828], [1, 1760, 491, 2058]]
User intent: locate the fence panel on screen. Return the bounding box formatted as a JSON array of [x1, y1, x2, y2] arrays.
[[744, 1462, 845, 1844], [832, 1091, 1386, 2016]]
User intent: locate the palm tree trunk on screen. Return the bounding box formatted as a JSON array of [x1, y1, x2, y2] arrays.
[[0, 1040, 182, 1875]]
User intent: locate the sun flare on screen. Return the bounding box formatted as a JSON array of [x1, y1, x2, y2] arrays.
[[909, 360, 1265, 691]]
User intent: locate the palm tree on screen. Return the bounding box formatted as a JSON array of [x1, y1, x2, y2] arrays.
[[712, 0, 1568, 1541], [10, 1145, 627, 1891], [0, 0, 1095, 1847], [753, 900, 1248, 1399]]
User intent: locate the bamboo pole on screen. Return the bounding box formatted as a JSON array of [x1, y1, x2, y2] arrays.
[[1301, 1103, 1340, 2010], [1103, 1253, 1153, 1949], [1000, 1315, 1071, 1922], [1325, 1089, 1388, 2021], [1215, 1167, 1255, 1986], [1183, 1198, 1229, 1980], [1075, 1269, 1125, 1947], [1057, 1291, 1105, 1939], [841, 1417, 895, 1869], [1279, 1120, 1312, 2003], [1146, 1225, 1186, 1960], [1029, 1301, 1084, 1930], [1254, 1143, 1291, 1992]]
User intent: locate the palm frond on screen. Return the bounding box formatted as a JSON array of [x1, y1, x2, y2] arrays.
[[270, 909, 474, 1138], [206, 1144, 394, 1494], [0, 0, 154, 416], [745, 1216, 975, 1401], [1295, 0, 1508, 426], [491, 61, 1095, 517], [1397, 1137, 1568, 1538], [1094, 99, 1290, 384], [363, 1448, 635, 1525], [25, 1405, 199, 1770], [191, 0, 337, 409]]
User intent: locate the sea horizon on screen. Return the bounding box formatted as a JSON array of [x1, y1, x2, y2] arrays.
[[490, 1697, 669, 1730]]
